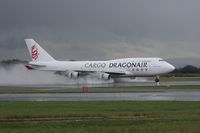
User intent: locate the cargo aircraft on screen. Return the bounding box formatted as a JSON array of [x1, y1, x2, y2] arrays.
[[25, 39, 175, 83]]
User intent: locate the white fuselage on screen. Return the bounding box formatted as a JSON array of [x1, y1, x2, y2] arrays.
[[29, 57, 175, 77]]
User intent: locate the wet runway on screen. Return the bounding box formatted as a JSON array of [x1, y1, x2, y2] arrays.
[[0, 91, 199, 101], [1, 81, 200, 90], [0, 81, 200, 101]]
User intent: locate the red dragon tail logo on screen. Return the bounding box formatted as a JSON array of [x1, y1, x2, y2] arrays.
[[31, 44, 39, 60]]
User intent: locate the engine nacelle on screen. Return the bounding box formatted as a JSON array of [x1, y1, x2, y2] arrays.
[[98, 73, 111, 80], [67, 71, 79, 78]]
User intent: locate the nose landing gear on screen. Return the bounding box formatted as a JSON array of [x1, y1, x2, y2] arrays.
[[155, 76, 160, 85]]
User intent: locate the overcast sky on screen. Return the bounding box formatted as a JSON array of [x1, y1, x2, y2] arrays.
[[0, 0, 200, 61]]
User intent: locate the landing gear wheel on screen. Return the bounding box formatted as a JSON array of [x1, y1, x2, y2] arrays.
[[155, 76, 160, 85], [155, 78, 159, 83]]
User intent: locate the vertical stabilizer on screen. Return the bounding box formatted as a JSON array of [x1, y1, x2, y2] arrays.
[[25, 39, 55, 62]]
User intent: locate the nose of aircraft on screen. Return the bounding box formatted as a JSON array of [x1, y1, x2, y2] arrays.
[[167, 63, 175, 72]]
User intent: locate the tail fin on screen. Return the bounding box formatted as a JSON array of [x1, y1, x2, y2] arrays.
[[25, 39, 55, 62]]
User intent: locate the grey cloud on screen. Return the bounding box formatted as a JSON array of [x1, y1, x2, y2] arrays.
[[0, 0, 200, 63], [0, 37, 25, 50]]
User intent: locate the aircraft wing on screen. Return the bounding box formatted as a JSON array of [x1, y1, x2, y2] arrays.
[[54, 69, 127, 78]]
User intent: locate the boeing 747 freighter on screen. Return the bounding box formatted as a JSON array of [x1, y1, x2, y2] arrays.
[[25, 39, 175, 83]]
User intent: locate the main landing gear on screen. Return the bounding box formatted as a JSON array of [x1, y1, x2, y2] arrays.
[[155, 76, 160, 86]]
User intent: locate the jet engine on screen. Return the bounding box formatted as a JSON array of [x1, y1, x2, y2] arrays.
[[98, 73, 111, 80], [67, 71, 79, 78]]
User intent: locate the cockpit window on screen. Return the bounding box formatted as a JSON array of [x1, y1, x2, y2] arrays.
[[159, 59, 164, 62]]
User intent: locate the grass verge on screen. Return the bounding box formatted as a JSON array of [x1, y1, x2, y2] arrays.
[[161, 76, 200, 81], [0, 101, 199, 133]]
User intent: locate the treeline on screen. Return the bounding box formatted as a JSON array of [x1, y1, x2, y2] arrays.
[[0, 59, 27, 68], [0, 59, 27, 64], [172, 65, 200, 74]]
